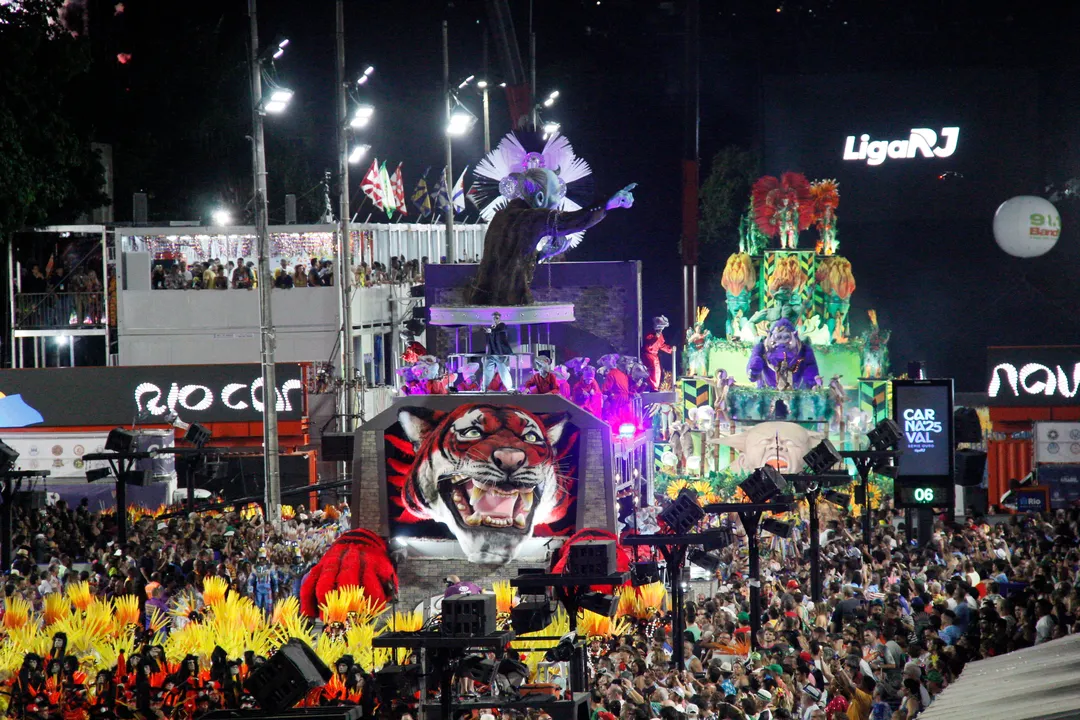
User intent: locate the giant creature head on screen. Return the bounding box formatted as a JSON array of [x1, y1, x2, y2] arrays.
[[713, 421, 824, 474], [764, 319, 803, 366], [511, 168, 566, 210], [398, 404, 569, 564], [533, 356, 552, 376], [653, 315, 670, 332]]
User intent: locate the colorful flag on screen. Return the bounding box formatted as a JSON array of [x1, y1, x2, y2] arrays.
[[378, 162, 396, 217], [391, 163, 407, 216], [452, 166, 468, 214], [360, 158, 383, 207], [411, 168, 432, 218], [465, 182, 482, 209], [432, 167, 451, 216]]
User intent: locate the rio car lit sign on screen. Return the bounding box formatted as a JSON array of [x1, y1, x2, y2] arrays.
[[843, 127, 959, 166]]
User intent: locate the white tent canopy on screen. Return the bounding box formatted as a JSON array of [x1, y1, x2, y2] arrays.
[[919, 633, 1080, 720]]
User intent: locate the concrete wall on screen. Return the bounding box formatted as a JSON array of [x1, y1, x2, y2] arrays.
[[117, 284, 402, 366], [424, 261, 642, 362]]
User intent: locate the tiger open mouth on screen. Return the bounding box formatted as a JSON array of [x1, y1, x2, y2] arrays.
[[439, 474, 538, 531]]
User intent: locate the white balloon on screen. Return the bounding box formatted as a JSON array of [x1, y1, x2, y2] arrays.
[[993, 196, 1062, 258]]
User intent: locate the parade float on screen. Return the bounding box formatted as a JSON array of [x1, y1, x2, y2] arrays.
[[652, 173, 896, 517]]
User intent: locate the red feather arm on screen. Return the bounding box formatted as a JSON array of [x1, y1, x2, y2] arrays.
[[299, 529, 399, 617], [751, 175, 781, 237], [780, 172, 815, 230]]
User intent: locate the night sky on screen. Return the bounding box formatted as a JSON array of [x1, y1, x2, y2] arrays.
[[88, 0, 1080, 390]]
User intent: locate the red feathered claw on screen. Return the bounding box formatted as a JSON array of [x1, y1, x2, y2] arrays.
[[299, 529, 399, 618], [549, 528, 633, 594]]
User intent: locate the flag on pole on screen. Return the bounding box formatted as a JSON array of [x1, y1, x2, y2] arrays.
[[411, 167, 432, 218], [378, 162, 396, 217], [432, 167, 451, 216], [391, 163, 407, 216], [451, 166, 468, 215], [360, 158, 383, 207], [465, 182, 482, 209]]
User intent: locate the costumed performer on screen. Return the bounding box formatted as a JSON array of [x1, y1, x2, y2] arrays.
[[456, 362, 481, 392], [641, 315, 673, 391], [419, 356, 456, 395], [524, 355, 560, 394], [600, 354, 633, 429], [552, 364, 572, 399], [746, 318, 821, 390], [482, 311, 516, 392], [573, 366, 603, 417], [467, 131, 635, 305], [685, 307, 713, 377]]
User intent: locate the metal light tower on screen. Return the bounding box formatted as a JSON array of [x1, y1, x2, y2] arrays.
[[442, 20, 455, 263], [335, 0, 356, 436], [247, 0, 281, 526]]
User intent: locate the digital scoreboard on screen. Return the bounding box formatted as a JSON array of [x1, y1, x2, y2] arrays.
[[892, 379, 955, 509], [895, 480, 954, 509]]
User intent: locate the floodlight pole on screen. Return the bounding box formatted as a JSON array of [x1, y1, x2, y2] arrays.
[[335, 0, 356, 439], [704, 502, 792, 650], [442, 20, 455, 262], [840, 451, 899, 548], [248, 0, 281, 526], [807, 487, 821, 602]]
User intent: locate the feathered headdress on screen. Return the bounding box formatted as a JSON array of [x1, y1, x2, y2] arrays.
[[809, 179, 839, 216], [695, 306, 710, 325], [751, 172, 814, 237], [473, 131, 594, 256]]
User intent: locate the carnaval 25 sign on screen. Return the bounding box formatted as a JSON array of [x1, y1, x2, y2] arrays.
[[893, 379, 954, 482], [987, 346, 1080, 406], [0, 364, 304, 428]]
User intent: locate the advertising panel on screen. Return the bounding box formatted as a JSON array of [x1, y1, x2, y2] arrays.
[[893, 379, 954, 482], [987, 347, 1080, 407], [0, 364, 305, 428], [384, 403, 580, 564]]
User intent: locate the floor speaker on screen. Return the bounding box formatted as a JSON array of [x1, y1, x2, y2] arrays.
[[245, 639, 331, 712], [955, 450, 987, 487]]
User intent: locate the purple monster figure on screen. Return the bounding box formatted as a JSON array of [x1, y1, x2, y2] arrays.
[[747, 318, 821, 390]]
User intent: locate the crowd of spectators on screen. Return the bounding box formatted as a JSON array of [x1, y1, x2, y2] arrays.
[[152, 257, 336, 290], [576, 504, 1080, 720], [2, 499, 347, 630], [149, 253, 492, 290], [17, 261, 104, 326], [5, 494, 1080, 720]]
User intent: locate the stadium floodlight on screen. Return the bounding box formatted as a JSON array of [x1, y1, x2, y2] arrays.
[[350, 104, 375, 129], [446, 108, 476, 136], [262, 88, 293, 114], [212, 208, 231, 226], [348, 144, 371, 164]]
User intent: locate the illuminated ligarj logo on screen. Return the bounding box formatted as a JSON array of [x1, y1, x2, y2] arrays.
[[0, 391, 44, 428], [843, 127, 959, 166]]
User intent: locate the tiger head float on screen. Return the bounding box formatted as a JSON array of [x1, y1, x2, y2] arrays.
[[398, 404, 570, 564]]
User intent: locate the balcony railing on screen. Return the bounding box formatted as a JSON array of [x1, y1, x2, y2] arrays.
[[15, 292, 105, 329]]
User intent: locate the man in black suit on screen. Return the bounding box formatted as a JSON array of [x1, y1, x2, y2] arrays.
[[482, 312, 515, 391]]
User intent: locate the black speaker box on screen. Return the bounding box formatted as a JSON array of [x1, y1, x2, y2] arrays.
[[954, 407, 983, 445], [321, 433, 354, 463], [441, 594, 497, 636], [955, 450, 988, 487], [244, 639, 331, 712], [202, 709, 363, 720], [569, 540, 616, 576], [631, 561, 661, 586]]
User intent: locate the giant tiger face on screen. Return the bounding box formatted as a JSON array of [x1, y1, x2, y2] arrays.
[[398, 404, 569, 564]]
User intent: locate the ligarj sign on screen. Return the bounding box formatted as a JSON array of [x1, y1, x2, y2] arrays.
[[843, 127, 959, 166]]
